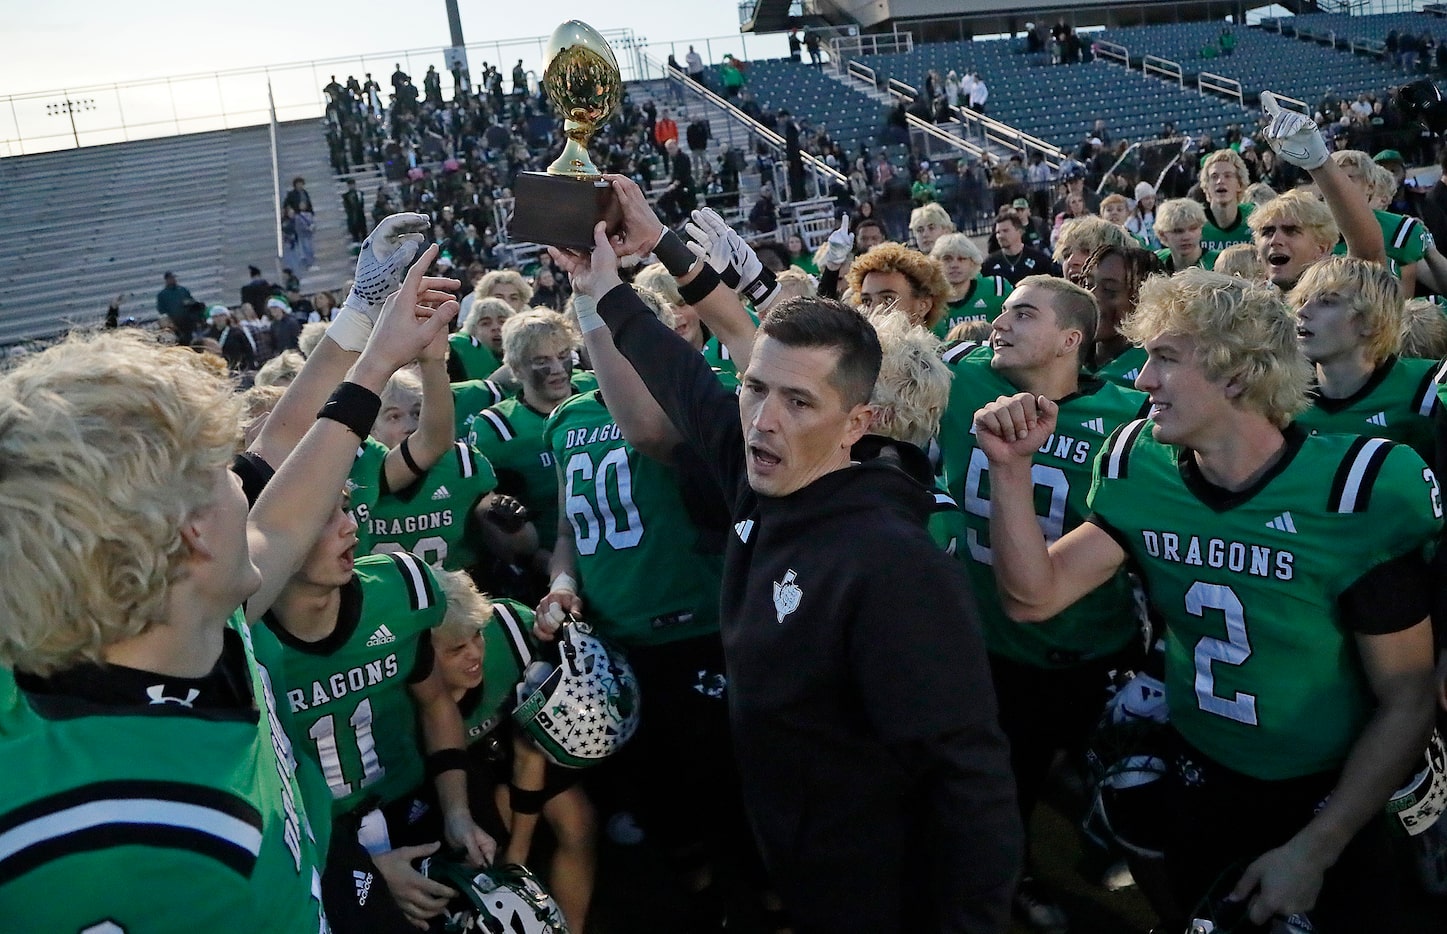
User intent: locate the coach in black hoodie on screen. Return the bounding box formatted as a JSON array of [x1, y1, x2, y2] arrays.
[[551, 215, 1021, 933]]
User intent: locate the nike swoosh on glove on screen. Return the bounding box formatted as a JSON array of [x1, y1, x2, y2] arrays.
[[1260, 91, 1328, 171]]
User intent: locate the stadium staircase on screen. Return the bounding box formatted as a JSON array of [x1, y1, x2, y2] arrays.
[[701, 57, 894, 168], [0, 119, 357, 348]]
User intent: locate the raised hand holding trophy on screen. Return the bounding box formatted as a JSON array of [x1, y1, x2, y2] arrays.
[[509, 21, 625, 250]]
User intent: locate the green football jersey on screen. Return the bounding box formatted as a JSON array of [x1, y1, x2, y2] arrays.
[[262, 552, 447, 816], [1092, 346, 1148, 389], [1295, 355, 1447, 466], [467, 394, 575, 550], [1089, 422, 1443, 779], [702, 334, 739, 377], [1155, 247, 1219, 273], [1200, 202, 1255, 253], [352, 439, 499, 571], [933, 275, 1013, 339], [462, 599, 540, 744], [938, 342, 1149, 667], [0, 613, 327, 933], [542, 391, 723, 646], [927, 483, 969, 557], [701, 307, 759, 378], [1329, 210, 1430, 275], [452, 379, 506, 438], [448, 333, 502, 382]]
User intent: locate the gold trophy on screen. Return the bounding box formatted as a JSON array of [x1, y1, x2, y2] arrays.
[[509, 21, 624, 250]]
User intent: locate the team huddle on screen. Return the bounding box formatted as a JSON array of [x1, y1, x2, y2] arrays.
[[0, 87, 1445, 934]]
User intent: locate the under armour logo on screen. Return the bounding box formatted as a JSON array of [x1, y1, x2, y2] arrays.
[[146, 685, 200, 708], [773, 569, 802, 624]]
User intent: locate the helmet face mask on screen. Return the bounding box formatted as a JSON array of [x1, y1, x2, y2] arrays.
[[511, 618, 641, 768], [422, 858, 570, 934]]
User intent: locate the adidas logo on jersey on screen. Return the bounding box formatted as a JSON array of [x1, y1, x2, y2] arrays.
[[1082, 417, 1106, 434], [734, 519, 755, 543], [365, 625, 397, 647], [1366, 411, 1388, 427], [353, 870, 373, 906], [1122, 368, 1141, 382], [407, 799, 431, 824], [973, 298, 987, 308], [1265, 512, 1298, 533], [432, 484, 451, 501]]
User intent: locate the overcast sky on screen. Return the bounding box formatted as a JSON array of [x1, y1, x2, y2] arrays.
[[1, 0, 764, 95]]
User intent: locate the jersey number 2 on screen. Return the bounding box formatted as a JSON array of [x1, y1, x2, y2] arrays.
[[1186, 581, 1258, 726]]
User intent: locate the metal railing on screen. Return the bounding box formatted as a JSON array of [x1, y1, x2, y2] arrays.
[[846, 60, 879, 89], [1198, 71, 1244, 108], [878, 75, 1065, 168], [829, 31, 915, 60], [1092, 40, 1131, 68], [1095, 137, 1190, 197], [1265, 91, 1311, 114], [654, 58, 847, 198], [1143, 55, 1185, 88]]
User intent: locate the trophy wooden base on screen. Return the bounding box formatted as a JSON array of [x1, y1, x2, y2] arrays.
[[509, 173, 623, 251]]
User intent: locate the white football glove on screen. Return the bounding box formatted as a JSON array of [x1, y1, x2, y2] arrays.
[[328, 212, 431, 351], [685, 208, 781, 310], [822, 215, 854, 270], [1261, 91, 1328, 171], [685, 208, 743, 288]]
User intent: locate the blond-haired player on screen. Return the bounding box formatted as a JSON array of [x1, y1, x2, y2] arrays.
[[0, 230, 458, 931], [975, 267, 1438, 931]]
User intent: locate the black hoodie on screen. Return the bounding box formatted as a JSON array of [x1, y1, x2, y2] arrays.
[[597, 283, 1021, 934]]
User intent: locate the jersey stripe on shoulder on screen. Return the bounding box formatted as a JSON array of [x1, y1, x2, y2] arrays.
[[0, 779, 263, 884], [388, 551, 436, 610], [1103, 418, 1149, 480], [478, 409, 515, 443], [1412, 365, 1441, 418], [1328, 435, 1394, 513], [1433, 356, 1447, 387], [991, 276, 1008, 297], [1391, 214, 1418, 251], [492, 603, 535, 670], [482, 380, 505, 406], [941, 340, 980, 365], [453, 441, 476, 479]]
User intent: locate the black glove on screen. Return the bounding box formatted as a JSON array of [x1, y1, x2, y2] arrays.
[[485, 494, 530, 533]]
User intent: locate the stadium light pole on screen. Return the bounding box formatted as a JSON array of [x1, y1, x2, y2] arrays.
[[444, 0, 471, 92]]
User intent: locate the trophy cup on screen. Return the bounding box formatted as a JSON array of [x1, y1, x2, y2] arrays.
[[509, 21, 624, 250]]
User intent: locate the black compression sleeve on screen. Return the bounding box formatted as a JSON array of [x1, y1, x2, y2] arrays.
[[1338, 550, 1432, 635]]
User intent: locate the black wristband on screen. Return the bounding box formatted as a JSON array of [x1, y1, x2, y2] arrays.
[[317, 381, 381, 439], [741, 266, 779, 307], [654, 229, 698, 278], [398, 436, 423, 477], [425, 748, 470, 780], [508, 783, 554, 815], [678, 263, 722, 306]]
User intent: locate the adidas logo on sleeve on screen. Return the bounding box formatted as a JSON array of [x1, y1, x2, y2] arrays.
[[431, 485, 451, 501]]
